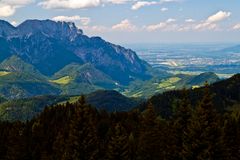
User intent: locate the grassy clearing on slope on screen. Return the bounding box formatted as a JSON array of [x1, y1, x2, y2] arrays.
[[131, 91, 143, 98], [158, 77, 181, 89], [192, 85, 200, 89], [0, 71, 11, 76], [169, 71, 234, 79], [58, 96, 80, 105], [168, 71, 201, 76], [49, 76, 72, 85]]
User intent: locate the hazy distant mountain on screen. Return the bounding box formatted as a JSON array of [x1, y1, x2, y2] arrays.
[[220, 44, 240, 53]]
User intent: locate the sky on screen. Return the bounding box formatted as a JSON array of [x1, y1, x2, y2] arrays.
[[0, 0, 240, 44]]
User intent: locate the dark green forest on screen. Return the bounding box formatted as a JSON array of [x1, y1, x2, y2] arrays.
[[1, 83, 240, 160], [0, 19, 240, 160]]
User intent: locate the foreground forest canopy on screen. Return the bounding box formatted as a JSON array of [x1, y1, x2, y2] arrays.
[[0, 84, 240, 160]]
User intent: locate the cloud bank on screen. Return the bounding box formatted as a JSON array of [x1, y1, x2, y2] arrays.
[[112, 19, 137, 31], [0, 0, 33, 17], [132, 0, 180, 10], [52, 15, 91, 25], [39, 0, 132, 9]]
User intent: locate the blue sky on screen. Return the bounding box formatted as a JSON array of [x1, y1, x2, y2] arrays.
[[0, 0, 240, 43]]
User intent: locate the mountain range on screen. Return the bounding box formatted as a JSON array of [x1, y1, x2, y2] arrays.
[[0, 19, 150, 83], [0, 19, 221, 99]]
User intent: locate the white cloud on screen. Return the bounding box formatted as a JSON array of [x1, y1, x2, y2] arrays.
[[0, 0, 33, 17], [10, 21, 18, 26], [1, 0, 33, 5], [161, 0, 179, 2], [39, 0, 179, 10], [233, 24, 240, 30], [166, 18, 176, 23], [177, 25, 192, 32], [105, 0, 130, 4], [160, 7, 168, 12], [39, 0, 131, 9], [52, 15, 91, 25], [131, 1, 157, 10], [146, 18, 177, 31], [146, 22, 167, 31], [160, 0, 180, 3], [194, 22, 217, 31], [185, 19, 195, 23], [39, 0, 101, 9], [90, 25, 109, 32], [0, 5, 15, 17], [112, 19, 137, 31], [206, 11, 231, 23], [178, 21, 220, 32], [82, 25, 110, 33], [144, 14, 223, 32], [132, 0, 179, 10], [192, 11, 231, 31]]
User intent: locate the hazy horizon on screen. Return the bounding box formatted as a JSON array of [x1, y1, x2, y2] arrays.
[[0, 0, 240, 43]]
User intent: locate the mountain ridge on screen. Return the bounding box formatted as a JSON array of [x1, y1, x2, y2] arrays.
[[0, 19, 151, 85], [139, 73, 240, 118], [0, 19, 222, 99], [0, 74, 238, 121]]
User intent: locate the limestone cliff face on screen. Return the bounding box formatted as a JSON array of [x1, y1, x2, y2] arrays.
[[0, 19, 151, 84]]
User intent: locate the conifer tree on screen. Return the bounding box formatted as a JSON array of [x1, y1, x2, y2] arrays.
[[63, 103, 99, 160], [172, 89, 193, 159], [137, 103, 164, 160], [78, 95, 86, 105], [40, 151, 51, 160], [52, 131, 66, 160], [184, 84, 223, 160], [0, 122, 10, 159], [222, 110, 240, 160], [107, 123, 130, 160], [129, 132, 137, 160], [6, 122, 30, 160]]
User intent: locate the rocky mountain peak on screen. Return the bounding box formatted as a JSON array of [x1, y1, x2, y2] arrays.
[[0, 19, 152, 85], [17, 19, 83, 40], [0, 20, 16, 37], [0, 19, 83, 40]]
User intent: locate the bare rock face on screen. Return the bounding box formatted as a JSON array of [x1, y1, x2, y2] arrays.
[[0, 19, 151, 85]]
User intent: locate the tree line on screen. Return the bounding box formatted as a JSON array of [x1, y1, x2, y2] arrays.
[[0, 86, 240, 160]]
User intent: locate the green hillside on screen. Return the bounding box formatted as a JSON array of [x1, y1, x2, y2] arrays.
[[49, 76, 73, 85], [0, 90, 141, 121], [123, 72, 220, 98], [0, 56, 221, 99], [0, 95, 68, 121], [0, 55, 44, 78], [0, 56, 60, 99], [53, 63, 116, 86], [0, 71, 11, 76], [138, 73, 240, 118], [51, 63, 119, 95]]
